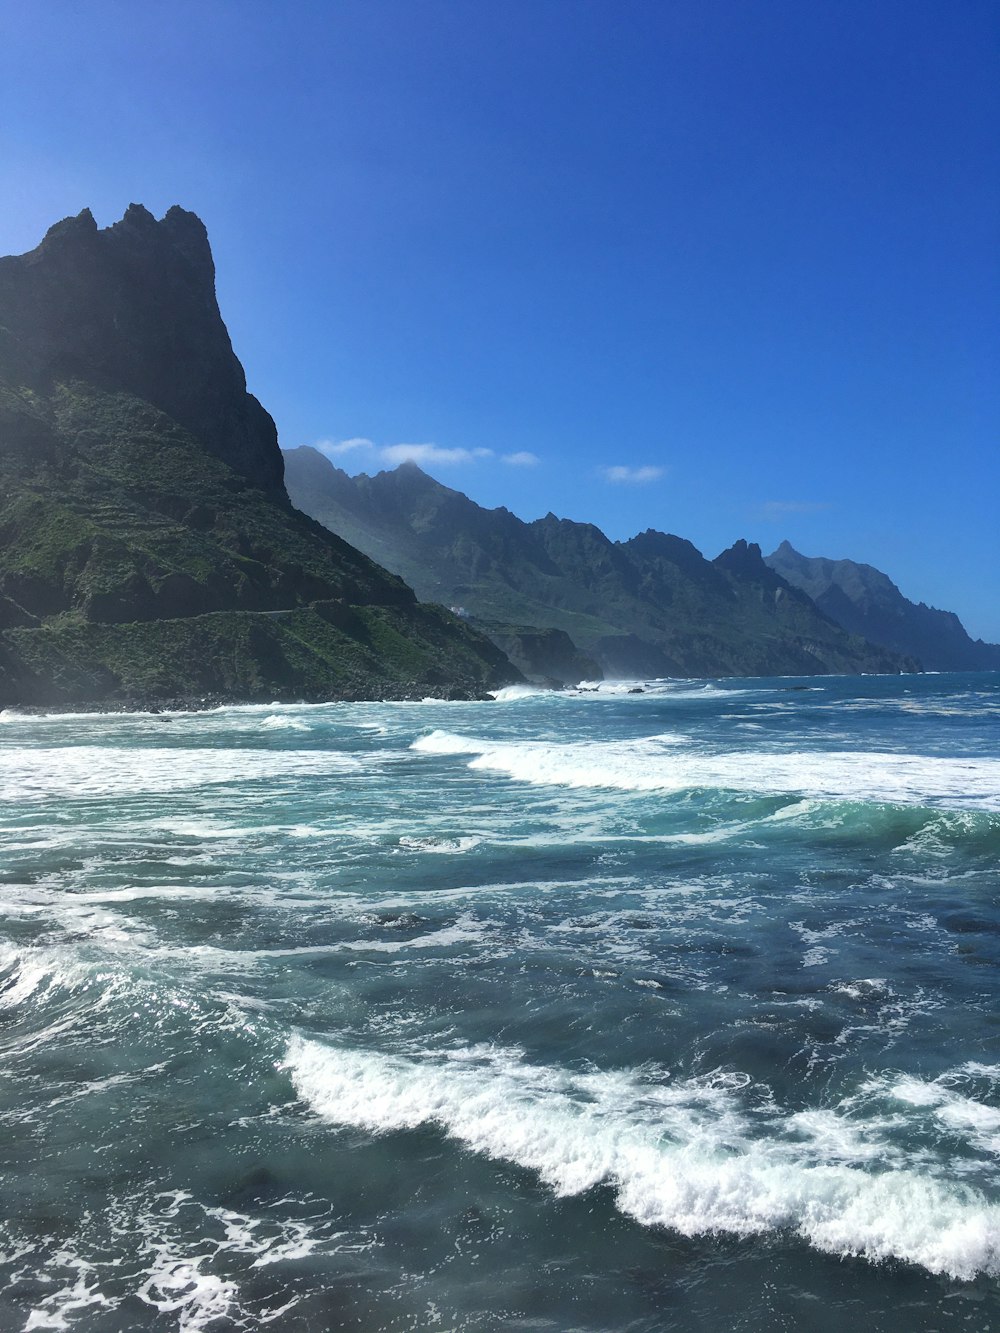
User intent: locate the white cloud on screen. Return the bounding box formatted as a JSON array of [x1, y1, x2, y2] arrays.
[[381, 443, 494, 466], [502, 451, 539, 467], [600, 464, 666, 484], [308, 437, 509, 469], [316, 437, 376, 458]]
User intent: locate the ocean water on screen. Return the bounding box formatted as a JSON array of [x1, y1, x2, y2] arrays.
[[1, 671, 998, 1332]]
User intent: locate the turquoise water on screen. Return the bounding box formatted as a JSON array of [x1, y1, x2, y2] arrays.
[[1, 672, 998, 1331]]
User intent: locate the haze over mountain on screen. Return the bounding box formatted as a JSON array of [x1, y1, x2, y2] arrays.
[[765, 542, 1000, 673], [0, 207, 516, 707], [283, 446, 914, 681]]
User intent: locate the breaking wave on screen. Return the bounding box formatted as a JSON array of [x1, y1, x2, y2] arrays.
[[285, 1036, 1000, 1280], [411, 731, 1000, 811]]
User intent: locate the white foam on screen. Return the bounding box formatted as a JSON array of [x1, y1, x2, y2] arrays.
[[489, 684, 553, 701], [0, 943, 118, 1016], [410, 732, 1000, 811], [259, 714, 312, 731], [888, 1076, 1000, 1157], [16, 1186, 369, 1333], [346, 921, 489, 955], [831, 978, 889, 1003], [23, 1251, 111, 1329], [411, 730, 484, 756], [285, 1037, 1000, 1279], [576, 680, 642, 695], [398, 834, 482, 854], [0, 885, 159, 947], [893, 810, 986, 858], [0, 746, 361, 803]]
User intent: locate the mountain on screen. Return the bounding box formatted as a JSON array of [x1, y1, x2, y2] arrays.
[[765, 541, 1000, 672], [0, 206, 516, 706], [283, 448, 914, 679]]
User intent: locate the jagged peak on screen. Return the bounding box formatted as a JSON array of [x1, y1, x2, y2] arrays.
[[282, 445, 344, 475], [39, 207, 99, 248], [119, 202, 157, 226], [284, 444, 328, 459], [36, 203, 208, 241], [372, 460, 435, 485], [714, 539, 781, 583], [717, 537, 764, 562], [626, 528, 705, 557], [25, 203, 215, 282], [1, 202, 281, 494]]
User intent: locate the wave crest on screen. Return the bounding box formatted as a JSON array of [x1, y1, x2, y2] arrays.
[[284, 1036, 1000, 1280]]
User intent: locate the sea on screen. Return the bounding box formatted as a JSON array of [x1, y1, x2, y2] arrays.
[[1, 670, 998, 1332]]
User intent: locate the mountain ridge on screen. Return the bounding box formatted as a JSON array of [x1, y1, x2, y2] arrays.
[[283, 447, 916, 680], [765, 540, 1000, 672]]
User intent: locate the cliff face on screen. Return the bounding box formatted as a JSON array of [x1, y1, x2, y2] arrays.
[[283, 447, 915, 679], [766, 541, 1000, 672], [0, 203, 283, 493], [0, 208, 517, 705]]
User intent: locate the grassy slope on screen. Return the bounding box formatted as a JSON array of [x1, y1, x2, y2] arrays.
[[0, 384, 516, 705]]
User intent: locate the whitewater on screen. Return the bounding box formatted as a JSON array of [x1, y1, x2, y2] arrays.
[[1, 671, 998, 1331]]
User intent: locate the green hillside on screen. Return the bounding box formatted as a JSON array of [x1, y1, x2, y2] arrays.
[[0, 207, 516, 706]]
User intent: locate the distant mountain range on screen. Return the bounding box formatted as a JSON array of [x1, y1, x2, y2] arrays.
[[0, 207, 515, 707], [283, 448, 919, 681], [765, 541, 1000, 672]]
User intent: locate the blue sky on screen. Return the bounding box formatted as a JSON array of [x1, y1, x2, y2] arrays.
[[2, 0, 998, 638]]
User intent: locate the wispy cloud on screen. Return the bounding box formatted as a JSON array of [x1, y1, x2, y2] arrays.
[[502, 451, 539, 467], [600, 464, 666, 484], [757, 500, 831, 520], [315, 436, 376, 457], [312, 438, 508, 469], [382, 443, 493, 465]]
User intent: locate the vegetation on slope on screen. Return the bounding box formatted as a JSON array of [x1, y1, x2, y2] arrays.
[[283, 448, 915, 679], [0, 209, 517, 706]]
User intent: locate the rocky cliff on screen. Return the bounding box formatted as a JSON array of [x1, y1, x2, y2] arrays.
[[0, 208, 517, 706]]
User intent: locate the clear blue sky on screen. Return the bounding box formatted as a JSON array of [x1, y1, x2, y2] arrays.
[[2, 0, 998, 638]]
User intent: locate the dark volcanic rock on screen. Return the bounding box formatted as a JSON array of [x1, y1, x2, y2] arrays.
[[0, 207, 519, 706], [478, 623, 601, 686], [0, 203, 282, 493]]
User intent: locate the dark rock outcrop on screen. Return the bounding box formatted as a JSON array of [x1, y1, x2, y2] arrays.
[[0, 204, 283, 494], [0, 208, 519, 706], [478, 623, 601, 687]]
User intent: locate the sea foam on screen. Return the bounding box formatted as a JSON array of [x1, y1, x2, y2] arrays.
[[285, 1036, 1000, 1280], [0, 745, 361, 803], [411, 732, 1000, 810]]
